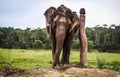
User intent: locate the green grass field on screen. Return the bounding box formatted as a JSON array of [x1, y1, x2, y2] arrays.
[[0, 49, 120, 71]]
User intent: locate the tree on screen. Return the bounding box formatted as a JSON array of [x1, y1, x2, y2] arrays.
[[0, 24, 119, 53]]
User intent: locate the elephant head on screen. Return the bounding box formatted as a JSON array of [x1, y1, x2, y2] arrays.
[[44, 7, 56, 33], [53, 5, 72, 30]]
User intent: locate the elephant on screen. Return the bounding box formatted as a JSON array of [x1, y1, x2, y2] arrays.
[[44, 5, 80, 68]]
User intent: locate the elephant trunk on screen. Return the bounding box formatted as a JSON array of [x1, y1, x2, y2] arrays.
[[53, 26, 66, 68], [79, 8, 88, 67]]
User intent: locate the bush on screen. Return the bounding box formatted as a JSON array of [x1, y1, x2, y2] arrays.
[[18, 42, 27, 49], [43, 43, 50, 49], [96, 57, 106, 69], [32, 40, 43, 49], [112, 61, 120, 71]]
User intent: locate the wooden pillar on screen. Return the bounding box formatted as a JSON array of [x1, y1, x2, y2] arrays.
[[79, 8, 88, 67]]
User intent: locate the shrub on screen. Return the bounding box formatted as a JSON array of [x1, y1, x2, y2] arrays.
[[32, 40, 43, 49], [96, 57, 106, 69], [112, 61, 120, 71]]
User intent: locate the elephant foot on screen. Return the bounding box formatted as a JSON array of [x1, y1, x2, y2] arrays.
[[52, 61, 61, 69], [52, 63, 61, 69], [61, 64, 70, 68]]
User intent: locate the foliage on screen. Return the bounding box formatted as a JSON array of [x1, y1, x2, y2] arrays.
[[86, 24, 120, 52], [32, 40, 43, 49], [96, 57, 120, 71], [0, 24, 120, 52], [0, 27, 50, 49], [72, 39, 79, 49], [96, 57, 105, 69], [88, 40, 95, 51], [111, 61, 120, 71]]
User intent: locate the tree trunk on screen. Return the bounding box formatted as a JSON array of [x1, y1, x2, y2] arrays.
[[79, 8, 88, 67]]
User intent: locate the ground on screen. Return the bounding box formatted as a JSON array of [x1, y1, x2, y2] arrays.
[[0, 65, 119, 77]]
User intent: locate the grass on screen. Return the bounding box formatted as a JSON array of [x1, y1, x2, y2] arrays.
[[0, 49, 120, 71], [0, 49, 52, 70]]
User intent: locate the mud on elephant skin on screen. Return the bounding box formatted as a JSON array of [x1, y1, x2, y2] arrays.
[[44, 5, 80, 68]]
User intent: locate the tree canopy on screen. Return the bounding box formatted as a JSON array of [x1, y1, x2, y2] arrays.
[[0, 24, 120, 53]]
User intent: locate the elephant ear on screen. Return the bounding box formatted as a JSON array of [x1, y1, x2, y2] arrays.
[[44, 7, 56, 23], [44, 7, 56, 33], [44, 7, 56, 16], [69, 12, 79, 32]]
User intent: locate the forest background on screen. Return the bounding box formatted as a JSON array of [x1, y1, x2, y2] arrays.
[[0, 24, 120, 53]]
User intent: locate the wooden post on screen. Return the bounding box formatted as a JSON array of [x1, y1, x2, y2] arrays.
[[79, 8, 88, 67]]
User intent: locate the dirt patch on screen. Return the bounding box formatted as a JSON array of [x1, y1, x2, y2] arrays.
[[65, 67, 120, 77], [0, 65, 120, 77]]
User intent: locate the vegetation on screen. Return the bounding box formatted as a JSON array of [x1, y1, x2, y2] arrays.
[[96, 57, 105, 69], [0, 24, 120, 52], [86, 24, 120, 52], [0, 49, 52, 70], [0, 24, 120, 71], [0, 49, 119, 71], [0, 27, 50, 49]]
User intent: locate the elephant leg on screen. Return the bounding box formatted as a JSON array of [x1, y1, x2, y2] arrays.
[[50, 32, 56, 61], [61, 33, 73, 66], [61, 25, 79, 66], [49, 25, 59, 64], [53, 28, 66, 68], [51, 33, 60, 66]]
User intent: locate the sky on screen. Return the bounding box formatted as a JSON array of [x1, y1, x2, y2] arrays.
[[0, 0, 120, 29]]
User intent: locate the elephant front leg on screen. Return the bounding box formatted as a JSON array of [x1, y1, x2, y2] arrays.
[[49, 25, 57, 63], [50, 33, 56, 62], [53, 29, 66, 68], [61, 33, 74, 67], [62, 43, 71, 67]]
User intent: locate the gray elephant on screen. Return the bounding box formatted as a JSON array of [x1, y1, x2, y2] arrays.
[[44, 5, 80, 68]]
